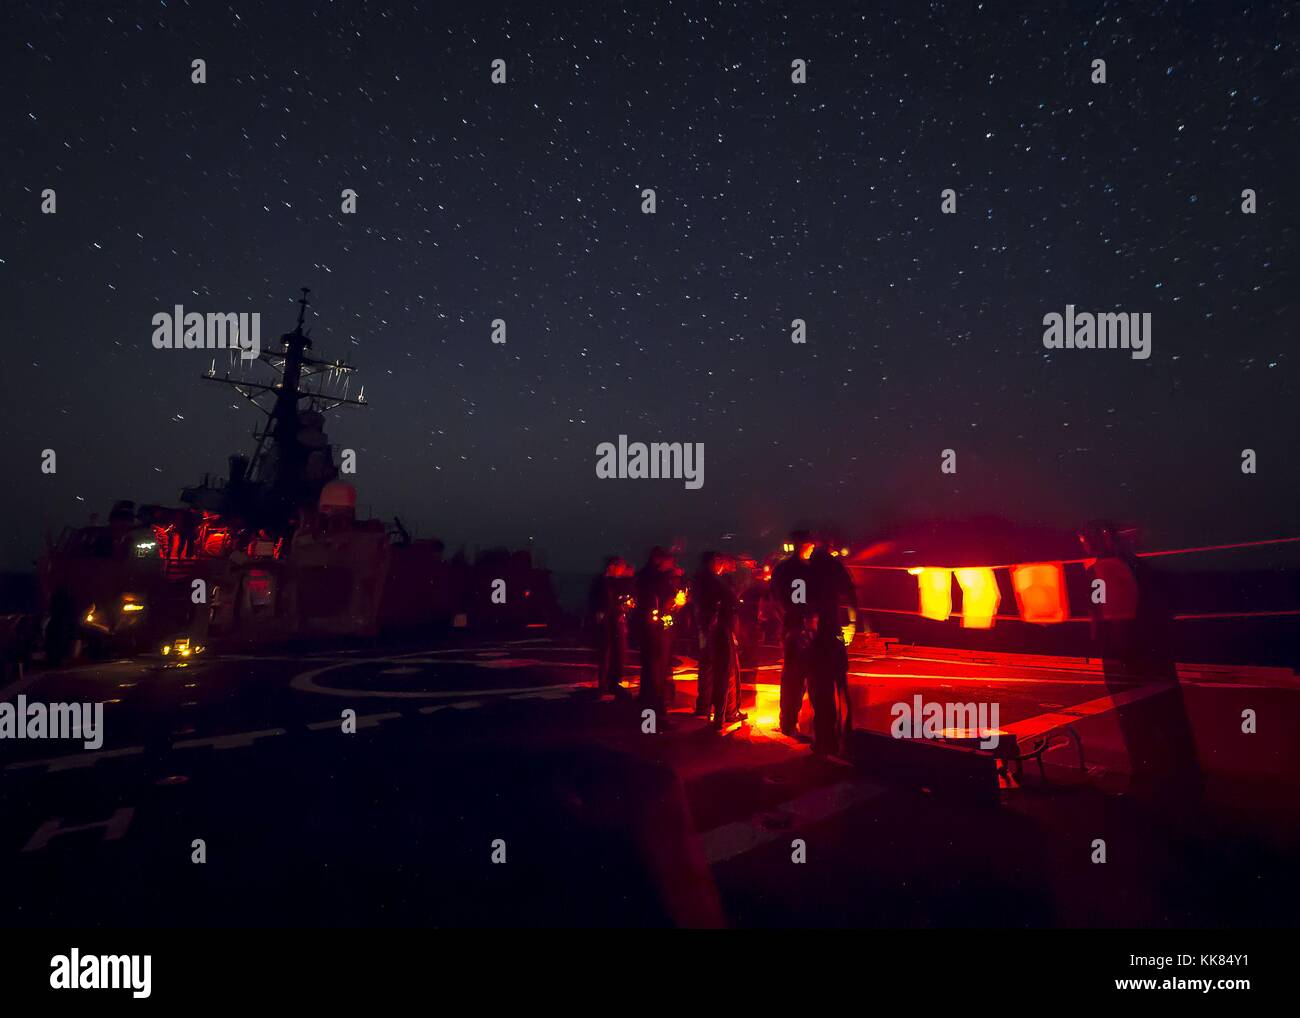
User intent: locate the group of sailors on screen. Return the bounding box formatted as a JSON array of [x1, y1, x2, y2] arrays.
[[588, 531, 859, 756]]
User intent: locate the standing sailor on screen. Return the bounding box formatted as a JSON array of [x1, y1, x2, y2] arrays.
[[806, 545, 858, 757], [770, 531, 817, 737], [636, 547, 682, 718], [694, 553, 747, 728], [589, 557, 634, 698], [706, 554, 746, 730], [691, 552, 719, 717]]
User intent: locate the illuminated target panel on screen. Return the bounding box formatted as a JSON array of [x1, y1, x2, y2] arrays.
[[953, 567, 1000, 629], [909, 567, 953, 622], [1011, 562, 1069, 624]]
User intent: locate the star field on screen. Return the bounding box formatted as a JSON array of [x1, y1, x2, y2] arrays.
[[2, 1, 1296, 572]]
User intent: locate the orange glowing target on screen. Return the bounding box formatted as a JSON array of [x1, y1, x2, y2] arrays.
[[1011, 562, 1069, 624], [953, 567, 1000, 629], [909, 567, 953, 621]]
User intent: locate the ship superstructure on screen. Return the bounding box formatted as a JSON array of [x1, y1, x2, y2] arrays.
[[37, 290, 555, 661]]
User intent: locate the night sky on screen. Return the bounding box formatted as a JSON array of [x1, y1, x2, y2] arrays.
[[3, 1, 1296, 575]]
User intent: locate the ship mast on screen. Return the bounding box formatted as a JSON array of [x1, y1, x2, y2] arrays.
[[199, 287, 368, 530]]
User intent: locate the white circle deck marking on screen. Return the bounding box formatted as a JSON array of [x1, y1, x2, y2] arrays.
[[290, 646, 595, 700]]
